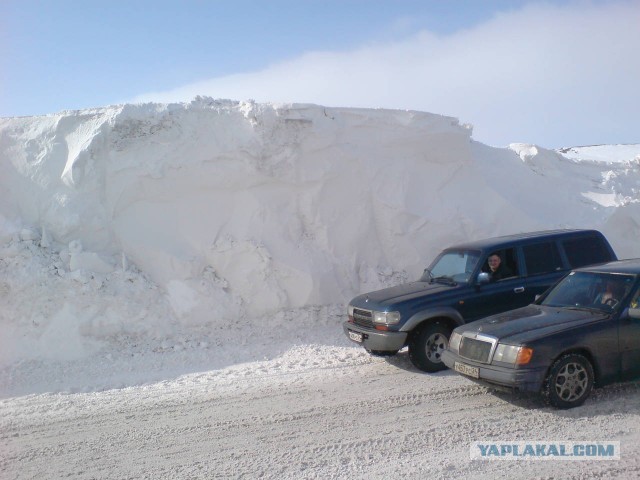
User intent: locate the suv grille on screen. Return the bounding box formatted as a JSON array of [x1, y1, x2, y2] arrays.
[[352, 308, 373, 328], [459, 337, 493, 363]]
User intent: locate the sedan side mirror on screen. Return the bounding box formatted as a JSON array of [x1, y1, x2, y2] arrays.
[[477, 272, 490, 284]]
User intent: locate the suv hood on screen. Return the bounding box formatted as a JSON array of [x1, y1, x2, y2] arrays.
[[350, 281, 457, 310], [458, 305, 609, 344]]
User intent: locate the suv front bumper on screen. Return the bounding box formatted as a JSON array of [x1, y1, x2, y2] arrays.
[[441, 349, 547, 393], [342, 321, 407, 352]]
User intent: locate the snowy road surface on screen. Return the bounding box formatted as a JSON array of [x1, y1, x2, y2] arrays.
[[2, 344, 640, 479]]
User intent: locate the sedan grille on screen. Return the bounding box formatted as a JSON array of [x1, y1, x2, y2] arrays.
[[352, 308, 373, 328], [459, 337, 493, 363]]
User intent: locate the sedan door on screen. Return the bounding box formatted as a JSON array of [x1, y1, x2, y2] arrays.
[[619, 303, 640, 379]]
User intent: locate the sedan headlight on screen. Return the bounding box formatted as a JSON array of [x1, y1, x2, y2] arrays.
[[493, 343, 534, 365], [449, 332, 462, 353], [372, 310, 401, 325], [493, 344, 520, 364], [347, 305, 354, 317]]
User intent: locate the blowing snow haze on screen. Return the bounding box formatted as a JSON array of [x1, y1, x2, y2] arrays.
[[1, 99, 640, 393]]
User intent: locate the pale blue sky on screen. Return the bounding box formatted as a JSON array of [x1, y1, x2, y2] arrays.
[[1, 0, 638, 147]]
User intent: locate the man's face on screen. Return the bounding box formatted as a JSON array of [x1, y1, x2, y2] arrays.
[[488, 255, 501, 271]]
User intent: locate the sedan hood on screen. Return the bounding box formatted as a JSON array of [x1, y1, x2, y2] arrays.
[[457, 305, 609, 344]]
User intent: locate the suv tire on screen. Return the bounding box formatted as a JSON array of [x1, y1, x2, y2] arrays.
[[543, 353, 594, 409], [408, 322, 450, 372]]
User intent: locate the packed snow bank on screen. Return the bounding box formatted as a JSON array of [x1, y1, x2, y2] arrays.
[[1, 99, 640, 375], [0, 100, 474, 318], [558, 144, 640, 164]]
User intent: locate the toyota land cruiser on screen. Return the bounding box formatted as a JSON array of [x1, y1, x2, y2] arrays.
[[343, 230, 617, 372]]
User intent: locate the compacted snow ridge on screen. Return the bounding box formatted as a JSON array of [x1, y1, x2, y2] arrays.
[[1, 99, 640, 478]]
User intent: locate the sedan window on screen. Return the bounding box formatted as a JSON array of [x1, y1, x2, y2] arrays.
[[541, 271, 637, 312]]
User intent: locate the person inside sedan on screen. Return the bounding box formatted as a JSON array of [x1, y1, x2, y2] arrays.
[[596, 278, 626, 307]]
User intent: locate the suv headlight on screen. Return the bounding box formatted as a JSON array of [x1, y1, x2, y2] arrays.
[[493, 343, 533, 365], [372, 311, 401, 325], [449, 332, 462, 353]]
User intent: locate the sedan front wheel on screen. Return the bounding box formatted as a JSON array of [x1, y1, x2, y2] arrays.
[[543, 353, 594, 409]]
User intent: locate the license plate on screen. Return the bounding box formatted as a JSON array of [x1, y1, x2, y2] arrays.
[[348, 330, 363, 343], [454, 361, 479, 378]]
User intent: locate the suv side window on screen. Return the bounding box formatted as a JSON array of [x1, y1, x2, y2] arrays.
[[523, 242, 563, 276], [481, 247, 520, 279], [563, 236, 610, 268]]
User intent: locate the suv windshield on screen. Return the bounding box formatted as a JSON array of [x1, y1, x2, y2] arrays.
[[422, 250, 481, 284], [541, 271, 637, 312]]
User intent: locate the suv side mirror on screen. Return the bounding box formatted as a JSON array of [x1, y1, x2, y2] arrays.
[[477, 272, 490, 284]]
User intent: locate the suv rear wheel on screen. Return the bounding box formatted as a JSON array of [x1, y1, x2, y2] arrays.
[[408, 322, 450, 372]]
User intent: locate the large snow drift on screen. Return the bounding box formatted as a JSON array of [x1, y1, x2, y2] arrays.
[[1, 98, 640, 378]]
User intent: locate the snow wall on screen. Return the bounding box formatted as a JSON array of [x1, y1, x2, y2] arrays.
[[1, 98, 640, 351]]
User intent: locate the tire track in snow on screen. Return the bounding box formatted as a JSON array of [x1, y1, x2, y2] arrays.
[[2, 354, 640, 479]]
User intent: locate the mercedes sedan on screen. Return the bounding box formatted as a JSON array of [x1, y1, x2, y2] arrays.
[[442, 259, 640, 408]]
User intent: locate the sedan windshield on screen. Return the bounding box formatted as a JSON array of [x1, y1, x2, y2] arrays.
[[541, 271, 637, 312], [422, 250, 481, 284]]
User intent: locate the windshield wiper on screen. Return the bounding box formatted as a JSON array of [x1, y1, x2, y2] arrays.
[[433, 275, 457, 286], [563, 305, 605, 313]]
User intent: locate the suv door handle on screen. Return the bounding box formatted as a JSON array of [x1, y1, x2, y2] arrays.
[[514, 287, 525, 293]]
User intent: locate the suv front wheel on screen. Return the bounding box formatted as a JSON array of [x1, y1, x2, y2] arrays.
[[408, 322, 450, 372]]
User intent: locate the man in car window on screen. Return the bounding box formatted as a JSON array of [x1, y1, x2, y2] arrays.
[[487, 253, 513, 281]]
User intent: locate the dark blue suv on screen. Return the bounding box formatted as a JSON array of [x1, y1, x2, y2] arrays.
[[343, 230, 617, 372]]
